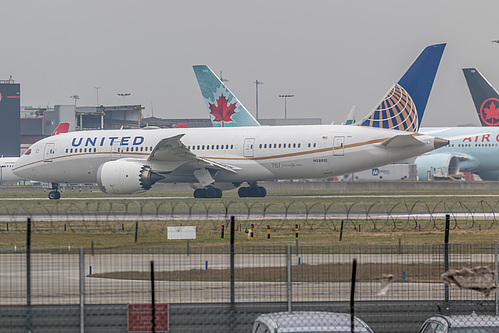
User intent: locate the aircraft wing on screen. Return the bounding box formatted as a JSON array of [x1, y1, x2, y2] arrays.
[[148, 134, 239, 174]]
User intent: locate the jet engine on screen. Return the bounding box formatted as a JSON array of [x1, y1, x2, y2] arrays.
[[415, 154, 460, 180], [97, 160, 165, 194]]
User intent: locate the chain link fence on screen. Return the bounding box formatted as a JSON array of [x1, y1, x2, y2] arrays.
[[0, 236, 498, 331]]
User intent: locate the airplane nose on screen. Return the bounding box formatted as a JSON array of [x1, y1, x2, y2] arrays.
[[433, 137, 449, 149]]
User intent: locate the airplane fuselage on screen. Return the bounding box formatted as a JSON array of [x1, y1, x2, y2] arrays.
[[14, 125, 440, 187], [420, 127, 499, 174]]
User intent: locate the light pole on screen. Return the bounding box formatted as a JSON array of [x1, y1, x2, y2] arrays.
[[70, 95, 80, 130], [70, 94, 80, 107], [117, 93, 131, 105], [94, 86, 101, 105], [255, 80, 263, 120], [279, 94, 294, 119]]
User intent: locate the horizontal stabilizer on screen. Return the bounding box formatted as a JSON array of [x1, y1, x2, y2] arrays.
[[377, 134, 424, 148]]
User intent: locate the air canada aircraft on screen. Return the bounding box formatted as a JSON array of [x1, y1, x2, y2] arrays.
[[415, 68, 499, 180], [14, 44, 448, 199]]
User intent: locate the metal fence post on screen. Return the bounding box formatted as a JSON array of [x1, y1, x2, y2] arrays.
[[151, 261, 156, 333], [26, 217, 32, 333], [495, 240, 498, 316], [444, 214, 450, 314], [80, 248, 85, 333], [230, 216, 236, 333], [350, 258, 357, 333], [287, 245, 292, 312]]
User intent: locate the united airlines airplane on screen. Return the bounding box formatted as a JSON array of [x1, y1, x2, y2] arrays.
[[0, 122, 70, 184], [14, 44, 447, 199]]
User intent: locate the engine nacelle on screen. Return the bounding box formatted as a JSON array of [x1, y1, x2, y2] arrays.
[[415, 153, 460, 180], [97, 160, 164, 194]]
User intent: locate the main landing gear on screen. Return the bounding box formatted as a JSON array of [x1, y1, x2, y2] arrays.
[[238, 182, 267, 198], [48, 183, 61, 200], [193, 186, 223, 198]]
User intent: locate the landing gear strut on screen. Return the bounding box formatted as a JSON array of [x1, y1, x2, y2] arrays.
[[48, 183, 61, 200], [238, 182, 267, 198], [193, 186, 223, 199]]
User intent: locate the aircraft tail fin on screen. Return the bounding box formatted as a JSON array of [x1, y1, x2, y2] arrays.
[[51, 122, 70, 136], [463, 68, 499, 127], [358, 43, 446, 132], [193, 65, 261, 127]]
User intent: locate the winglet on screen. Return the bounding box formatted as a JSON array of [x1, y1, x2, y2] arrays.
[[193, 65, 261, 127], [51, 122, 70, 136], [463, 68, 499, 126], [359, 43, 446, 132]]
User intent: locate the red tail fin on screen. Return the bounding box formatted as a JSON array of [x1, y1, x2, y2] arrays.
[[51, 122, 70, 136]]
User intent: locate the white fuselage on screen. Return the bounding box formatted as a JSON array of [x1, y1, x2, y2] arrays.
[[13, 125, 439, 186], [0, 157, 23, 183]]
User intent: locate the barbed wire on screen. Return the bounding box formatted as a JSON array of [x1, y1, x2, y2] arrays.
[[0, 200, 498, 232]]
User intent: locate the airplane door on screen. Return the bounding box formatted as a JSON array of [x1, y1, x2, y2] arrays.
[[243, 138, 255, 157], [43, 143, 55, 162], [333, 136, 345, 156], [111, 141, 122, 160]]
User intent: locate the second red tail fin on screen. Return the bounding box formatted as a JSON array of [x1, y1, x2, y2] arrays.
[[51, 122, 70, 136]]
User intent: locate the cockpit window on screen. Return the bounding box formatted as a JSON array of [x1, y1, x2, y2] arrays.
[[25, 149, 31, 155]]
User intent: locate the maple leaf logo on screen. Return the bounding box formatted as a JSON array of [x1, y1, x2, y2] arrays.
[[209, 94, 237, 123], [480, 98, 499, 126], [484, 102, 499, 120]]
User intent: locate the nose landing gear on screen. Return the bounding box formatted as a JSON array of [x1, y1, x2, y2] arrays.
[[48, 183, 61, 200]]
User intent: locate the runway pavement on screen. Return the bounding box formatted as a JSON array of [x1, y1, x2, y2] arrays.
[[0, 252, 494, 305]]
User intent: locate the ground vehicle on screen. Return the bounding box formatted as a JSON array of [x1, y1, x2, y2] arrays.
[[251, 311, 374, 333], [418, 313, 499, 332]]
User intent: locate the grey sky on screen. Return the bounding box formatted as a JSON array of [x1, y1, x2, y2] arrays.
[[2, 0, 499, 126]]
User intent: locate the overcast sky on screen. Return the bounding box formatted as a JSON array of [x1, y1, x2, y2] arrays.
[[2, 0, 499, 126]]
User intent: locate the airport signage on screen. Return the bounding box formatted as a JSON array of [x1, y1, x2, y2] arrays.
[[167, 226, 196, 240], [128, 304, 169, 332]]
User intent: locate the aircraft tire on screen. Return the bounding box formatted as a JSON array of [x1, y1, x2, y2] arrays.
[[193, 188, 205, 198], [48, 191, 60, 200], [258, 186, 267, 197], [206, 187, 217, 198], [215, 188, 223, 198], [238, 187, 249, 198]]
